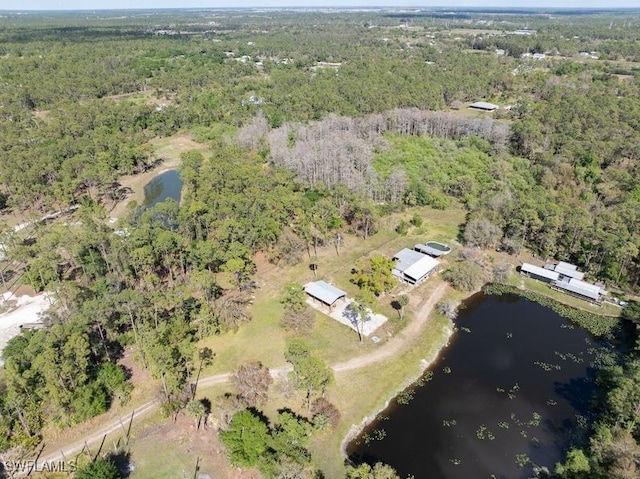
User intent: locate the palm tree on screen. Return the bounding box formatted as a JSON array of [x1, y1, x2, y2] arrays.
[[185, 399, 207, 430]]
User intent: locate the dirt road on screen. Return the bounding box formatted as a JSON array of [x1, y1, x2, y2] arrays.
[[33, 282, 448, 468], [332, 282, 448, 372]]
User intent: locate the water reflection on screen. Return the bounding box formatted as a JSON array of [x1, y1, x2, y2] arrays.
[[142, 169, 182, 209]]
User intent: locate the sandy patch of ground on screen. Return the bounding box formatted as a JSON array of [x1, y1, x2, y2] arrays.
[[0, 291, 52, 364]]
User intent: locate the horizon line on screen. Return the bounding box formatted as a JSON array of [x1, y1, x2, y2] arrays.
[[3, 6, 640, 11]]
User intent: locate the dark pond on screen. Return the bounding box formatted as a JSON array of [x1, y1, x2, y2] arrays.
[[142, 169, 182, 209], [348, 293, 607, 478]]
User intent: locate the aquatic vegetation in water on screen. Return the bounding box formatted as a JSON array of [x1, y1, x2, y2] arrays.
[[529, 412, 542, 427], [349, 293, 606, 477], [415, 370, 433, 387], [396, 388, 415, 405], [508, 383, 520, 399], [534, 361, 562, 371], [555, 351, 584, 364], [476, 425, 495, 440], [515, 453, 531, 468], [461, 327, 471, 333], [576, 414, 589, 430], [363, 429, 387, 444]]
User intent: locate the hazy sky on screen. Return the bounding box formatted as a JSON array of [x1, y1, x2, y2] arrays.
[[4, 1, 640, 11]]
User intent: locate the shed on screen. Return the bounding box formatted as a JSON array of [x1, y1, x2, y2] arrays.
[[553, 261, 585, 280], [393, 248, 439, 285], [304, 280, 346, 308], [520, 262, 560, 283], [469, 101, 500, 111]]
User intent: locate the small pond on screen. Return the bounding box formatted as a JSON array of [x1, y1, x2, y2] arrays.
[[142, 169, 182, 209], [347, 293, 608, 478]]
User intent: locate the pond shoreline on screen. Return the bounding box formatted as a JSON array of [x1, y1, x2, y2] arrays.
[[343, 285, 613, 477], [339, 318, 455, 462], [340, 281, 619, 473]]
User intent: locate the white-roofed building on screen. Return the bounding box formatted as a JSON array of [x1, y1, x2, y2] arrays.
[[520, 262, 560, 283], [553, 278, 607, 303], [552, 261, 585, 280], [304, 280, 346, 309], [469, 101, 500, 111], [392, 249, 439, 285]]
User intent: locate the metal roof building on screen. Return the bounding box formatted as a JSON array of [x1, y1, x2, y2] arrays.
[[553, 261, 585, 280], [521, 262, 560, 282], [304, 280, 346, 307], [469, 101, 500, 111], [393, 249, 440, 285], [553, 278, 606, 302]]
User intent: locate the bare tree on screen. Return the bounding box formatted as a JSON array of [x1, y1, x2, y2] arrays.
[[232, 361, 273, 407], [281, 306, 316, 335], [236, 110, 269, 149], [311, 397, 341, 428]]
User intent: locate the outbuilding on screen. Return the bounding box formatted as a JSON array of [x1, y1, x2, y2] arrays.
[[520, 262, 560, 283], [469, 101, 500, 111], [415, 242, 451, 258], [304, 280, 347, 309], [551, 261, 585, 281], [553, 278, 607, 303]]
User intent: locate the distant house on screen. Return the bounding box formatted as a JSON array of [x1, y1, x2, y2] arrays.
[[510, 29, 535, 36], [520, 262, 560, 283], [304, 280, 346, 309], [469, 101, 500, 112], [392, 249, 439, 285], [532, 53, 546, 60]]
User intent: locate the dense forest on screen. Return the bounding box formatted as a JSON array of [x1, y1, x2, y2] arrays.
[[0, 7, 639, 478]]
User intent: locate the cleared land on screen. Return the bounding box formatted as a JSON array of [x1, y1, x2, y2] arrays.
[[108, 134, 207, 219]]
